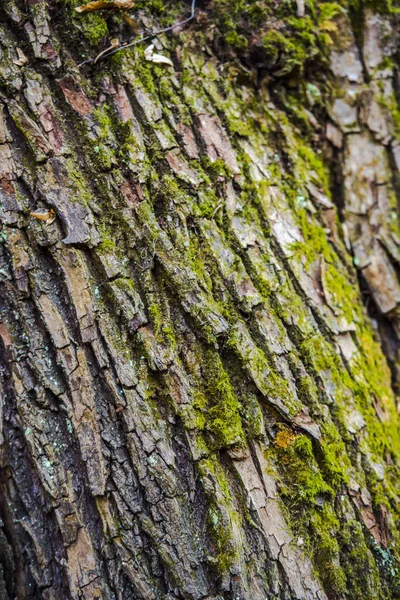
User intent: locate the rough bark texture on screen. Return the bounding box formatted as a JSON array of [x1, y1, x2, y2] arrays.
[[1, 1, 400, 599]]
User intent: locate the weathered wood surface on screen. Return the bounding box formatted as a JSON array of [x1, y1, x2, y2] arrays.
[[0, 1, 400, 598]]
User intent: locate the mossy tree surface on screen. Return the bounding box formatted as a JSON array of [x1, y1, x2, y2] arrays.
[[1, 0, 400, 598]]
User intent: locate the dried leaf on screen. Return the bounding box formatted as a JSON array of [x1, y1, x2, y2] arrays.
[[144, 44, 154, 59], [122, 12, 138, 33], [30, 209, 56, 225], [150, 53, 174, 67], [95, 38, 120, 63], [76, 0, 134, 14], [144, 44, 173, 67], [13, 48, 28, 67]]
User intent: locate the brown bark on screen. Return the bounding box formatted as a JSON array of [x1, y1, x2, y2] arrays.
[[0, 1, 400, 599]]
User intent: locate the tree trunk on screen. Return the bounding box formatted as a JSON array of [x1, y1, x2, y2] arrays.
[[1, 1, 400, 598]]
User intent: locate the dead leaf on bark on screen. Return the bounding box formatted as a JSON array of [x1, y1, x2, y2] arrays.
[[13, 48, 28, 67], [122, 12, 138, 32], [75, 0, 134, 13], [144, 44, 173, 67], [30, 209, 56, 225]]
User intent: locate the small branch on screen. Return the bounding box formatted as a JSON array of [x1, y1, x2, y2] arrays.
[[212, 202, 224, 219]]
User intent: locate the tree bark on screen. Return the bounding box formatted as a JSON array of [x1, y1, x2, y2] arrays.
[[0, 1, 400, 599]]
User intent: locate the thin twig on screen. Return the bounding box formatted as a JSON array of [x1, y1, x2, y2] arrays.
[[212, 201, 224, 219], [78, 0, 196, 67]]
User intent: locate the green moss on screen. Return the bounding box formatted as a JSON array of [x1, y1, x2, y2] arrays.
[[61, 0, 108, 46], [203, 350, 245, 448], [340, 519, 381, 599], [135, 201, 160, 241], [378, 91, 400, 142], [289, 208, 330, 266], [196, 190, 220, 218], [262, 30, 308, 75], [241, 393, 265, 439], [225, 30, 249, 50], [97, 229, 117, 253], [198, 457, 241, 574], [158, 77, 177, 104], [227, 325, 302, 417], [192, 391, 208, 431], [209, 0, 344, 80], [112, 277, 136, 293], [147, 300, 177, 350], [201, 157, 233, 181], [271, 430, 349, 595], [206, 505, 238, 574], [93, 105, 113, 138], [274, 429, 334, 508], [299, 326, 400, 508], [116, 120, 142, 166], [199, 457, 231, 500], [322, 261, 360, 323], [319, 422, 350, 488], [91, 105, 117, 169], [148, 302, 163, 335], [64, 158, 93, 205], [311, 505, 347, 595], [186, 233, 213, 293], [81, 14, 108, 45], [158, 175, 188, 206], [130, 47, 157, 94]]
